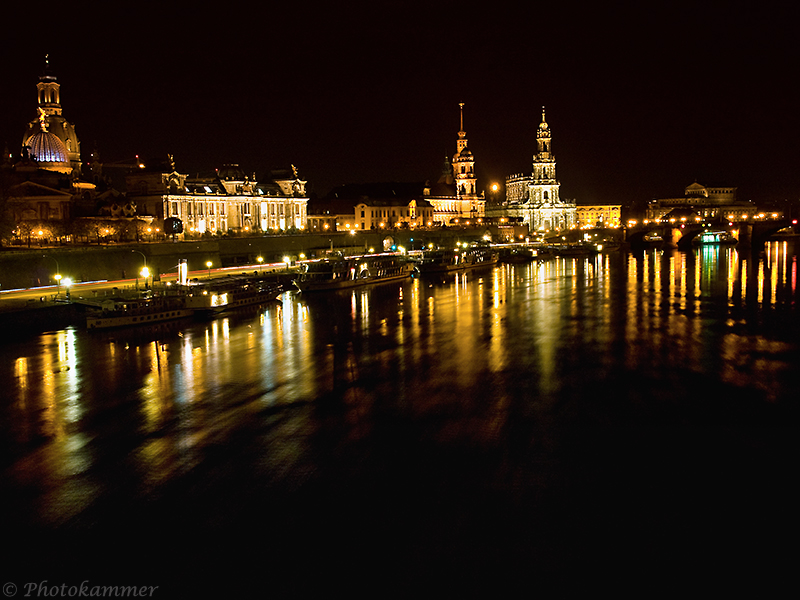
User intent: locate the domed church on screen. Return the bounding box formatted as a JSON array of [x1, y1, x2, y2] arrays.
[[2, 57, 102, 237], [22, 56, 82, 175]]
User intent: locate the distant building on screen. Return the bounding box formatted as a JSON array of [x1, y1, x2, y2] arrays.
[[126, 160, 309, 234], [2, 59, 103, 241], [646, 182, 755, 222], [575, 204, 622, 228], [21, 57, 82, 176], [504, 108, 576, 232], [423, 104, 485, 224], [308, 182, 434, 232]]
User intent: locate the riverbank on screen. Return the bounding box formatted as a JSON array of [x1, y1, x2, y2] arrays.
[[0, 228, 492, 291]]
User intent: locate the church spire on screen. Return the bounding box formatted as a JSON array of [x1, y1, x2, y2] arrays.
[[537, 105, 552, 156], [452, 102, 477, 198]]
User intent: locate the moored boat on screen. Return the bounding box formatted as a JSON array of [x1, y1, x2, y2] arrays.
[[294, 253, 414, 292], [497, 247, 535, 263], [553, 242, 600, 256], [416, 247, 498, 273], [86, 295, 193, 329], [693, 230, 738, 246], [184, 276, 283, 315]]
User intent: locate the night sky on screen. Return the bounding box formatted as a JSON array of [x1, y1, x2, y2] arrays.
[[2, 2, 798, 209]]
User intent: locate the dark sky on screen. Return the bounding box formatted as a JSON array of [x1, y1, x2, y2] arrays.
[[2, 2, 798, 208]]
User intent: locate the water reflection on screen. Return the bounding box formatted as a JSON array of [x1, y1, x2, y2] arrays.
[[2, 247, 798, 590], [3, 249, 798, 443]]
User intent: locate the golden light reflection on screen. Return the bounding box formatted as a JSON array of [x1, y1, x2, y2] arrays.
[[15, 357, 28, 408]]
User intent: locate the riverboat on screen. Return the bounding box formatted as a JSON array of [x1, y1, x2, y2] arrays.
[[86, 295, 193, 329], [294, 253, 414, 292], [416, 247, 498, 273], [693, 230, 738, 246], [553, 243, 600, 256], [184, 276, 283, 315], [497, 247, 536, 263]]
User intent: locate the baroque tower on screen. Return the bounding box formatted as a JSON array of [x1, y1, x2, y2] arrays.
[[423, 103, 485, 223], [528, 107, 559, 204], [452, 103, 477, 197], [22, 56, 81, 174], [504, 107, 576, 232]]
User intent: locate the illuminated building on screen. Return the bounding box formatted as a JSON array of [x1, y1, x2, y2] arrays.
[[4, 58, 98, 231], [423, 103, 486, 224], [307, 182, 434, 232], [21, 56, 82, 175], [505, 107, 576, 232], [575, 204, 622, 228], [646, 182, 756, 222], [126, 160, 309, 234]]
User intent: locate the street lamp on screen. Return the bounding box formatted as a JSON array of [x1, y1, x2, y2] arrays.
[[62, 277, 72, 300], [132, 250, 147, 290], [54, 273, 62, 296], [206, 261, 213, 278], [140, 266, 151, 289], [283, 256, 291, 272], [257, 256, 264, 274]]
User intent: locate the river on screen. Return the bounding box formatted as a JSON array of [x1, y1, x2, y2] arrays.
[[2, 243, 797, 595]]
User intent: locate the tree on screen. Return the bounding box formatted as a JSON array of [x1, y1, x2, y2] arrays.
[[0, 171, 18, 246]]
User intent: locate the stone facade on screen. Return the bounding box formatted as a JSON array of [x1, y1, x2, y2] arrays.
[[646, 182, 755, 222], [424, 104, 485, 224], [504, 108, 576, 233], [127, 161, 309, 234]]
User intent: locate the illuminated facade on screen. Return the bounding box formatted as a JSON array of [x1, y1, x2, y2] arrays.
[[505, 108, 576, 232], [307, 183, 433, 232], [423, 103, 485, 224], [21, 57, 82, 175], [646, 182, 755, 222], [575, 204, 622, 228], [5, 59, 98, 233], [127, 161, 309, 234]]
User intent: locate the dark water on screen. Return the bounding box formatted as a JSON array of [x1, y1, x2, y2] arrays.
[[2, 244, 798, 595]]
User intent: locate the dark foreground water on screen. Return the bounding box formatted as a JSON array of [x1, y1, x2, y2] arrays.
[[2, 244, 798, 595]]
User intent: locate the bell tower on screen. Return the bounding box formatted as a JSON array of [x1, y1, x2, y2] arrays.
[[529, 107, 559, 202], [452, 103, 477, 197], [36, 55, 62, 118]]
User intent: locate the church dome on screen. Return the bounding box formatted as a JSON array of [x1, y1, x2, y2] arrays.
[[26, 130, 69, 165]]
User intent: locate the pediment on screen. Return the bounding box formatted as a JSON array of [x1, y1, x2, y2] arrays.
[[9, 181, 73, 198]]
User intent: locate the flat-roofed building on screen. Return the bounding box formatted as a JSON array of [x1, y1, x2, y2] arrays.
[[646, 182, 755, 222], [575, 204, 622, 228]]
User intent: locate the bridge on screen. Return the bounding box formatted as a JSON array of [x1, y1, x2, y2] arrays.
[[626, 216, 797, 250]]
